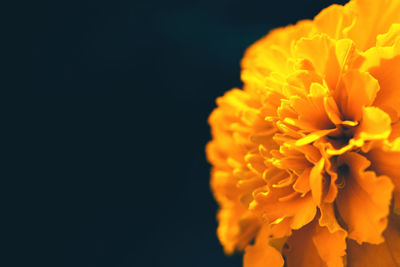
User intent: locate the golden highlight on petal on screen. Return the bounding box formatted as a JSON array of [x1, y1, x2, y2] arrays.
[[207, 0, 400, 266]]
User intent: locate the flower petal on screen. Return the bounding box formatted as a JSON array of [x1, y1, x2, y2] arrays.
[[368, 55, 400, 121], [366, 141, 400, 211], [243, 225, 284, 267], [293, 168, 311, 194], [345, 0, 400, 50], [335, 152, 394, 244], [217, 205, 261, 254], [346, 213, 400, 266], [313, 223, 347, 267], [336, 70, 380, 121], [314, 4, 353, 40], [310, 158, 325, 205], [355, 106, 391, 141], [284, 219, 346, 267], [283, 220, 325, 267], [250, 186, 316, 230]]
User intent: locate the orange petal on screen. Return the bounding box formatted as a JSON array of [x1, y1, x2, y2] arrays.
[[366, 141, 400, 211], [251, 187, 316, 230], [335, 152, 394, 244], [336, 70, 379, 121], [390, 120, 400, 141], [243, 224, 284, 267], [368, 55, 400, 121], [284, 219, 346, 267], [310, 158, 325, 205], [283, 220, 324, 267], [313, 223, 347, 267], [346, 213, 400, 266], [241, 20, 313, 83], [344, 0, 400, 50], [294, 34, 338, 88], [314, 4, 353, 40], [293, 168, 311, 194], [376, 24, 400, 47], [319, 203, 345, 234], [217, 205, 261, 254]]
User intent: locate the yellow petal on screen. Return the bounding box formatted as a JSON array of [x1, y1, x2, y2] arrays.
[[356, 106, 391, 141], [294, 34, 338, 87], [336, 70, 379, 121], [344, 0, 400, 50], [314, 4, 353, 40], [295, 129, 335, 146], [241, 21, 314, 84], [376, 24, 400, 47], [309, 159, 325, 205]]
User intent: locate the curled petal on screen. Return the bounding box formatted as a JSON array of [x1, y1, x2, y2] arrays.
[[284, 219, 346, 267], [293, 167, 311, 194], [335, 152, 394, 244], [217, 205, 261, 254], [366, 140, 400, 211], [250, 186, 316, 230], [368, 54, 400, 121], [314, 4, 353, 40], [336, 70, 379, 121], [345, 0, 400, 50], [355, 106, 391, 141], [313, 223, 347, 267], [310, 158, 325, 205]]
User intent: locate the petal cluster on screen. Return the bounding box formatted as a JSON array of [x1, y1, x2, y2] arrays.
[[206, 0, 400, 266]]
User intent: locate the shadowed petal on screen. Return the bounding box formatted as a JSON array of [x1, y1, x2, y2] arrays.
[[243, 225, 285, 267], [335, 152, 394, 244], [284, 219, 346, 267], [346, 213, 400, 266], [251, 186, 316, 230]]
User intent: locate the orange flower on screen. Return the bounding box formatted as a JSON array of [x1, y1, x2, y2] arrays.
[[206, 0, 400, 266]]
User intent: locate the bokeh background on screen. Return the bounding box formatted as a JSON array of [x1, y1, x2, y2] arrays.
[[21, 0, 347, 266]]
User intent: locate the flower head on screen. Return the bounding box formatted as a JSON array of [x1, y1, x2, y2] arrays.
[[206, 0, 400, 266]]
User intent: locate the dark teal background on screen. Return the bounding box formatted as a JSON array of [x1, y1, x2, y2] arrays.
[[18, 0, 347, 266]]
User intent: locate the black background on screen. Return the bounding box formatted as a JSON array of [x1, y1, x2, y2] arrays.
[[13, 0, 347, 266]]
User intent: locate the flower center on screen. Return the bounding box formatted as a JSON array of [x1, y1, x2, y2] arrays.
[[335, 163, 350, 188], [326, 124, 357, 150]]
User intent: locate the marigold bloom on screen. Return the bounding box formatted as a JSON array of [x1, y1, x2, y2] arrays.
[[206, 0, 400, 266]]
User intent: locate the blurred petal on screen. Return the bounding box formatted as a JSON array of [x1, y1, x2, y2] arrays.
[[243, 225, 284, 267], [217, 205, 261, 254]]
